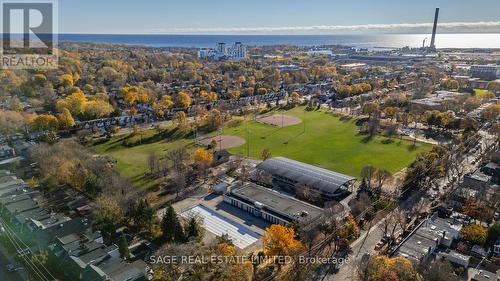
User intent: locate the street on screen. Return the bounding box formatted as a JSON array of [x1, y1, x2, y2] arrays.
[[319, 126, 497, 281]]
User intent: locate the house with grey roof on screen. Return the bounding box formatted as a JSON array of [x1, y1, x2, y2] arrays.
[[392, 213, 462, 263], [81, 257, 148, 281]]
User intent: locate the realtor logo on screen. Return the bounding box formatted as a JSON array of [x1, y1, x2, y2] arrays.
[[0, 0, 58, 69]]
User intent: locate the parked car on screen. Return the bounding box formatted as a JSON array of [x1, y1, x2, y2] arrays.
[[6, 264, 18, 272]]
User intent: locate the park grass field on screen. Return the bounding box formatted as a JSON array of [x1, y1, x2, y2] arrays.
[[223, 107, 432, 177], [91, 106, 432, 190], [91, 127, 194, 190]]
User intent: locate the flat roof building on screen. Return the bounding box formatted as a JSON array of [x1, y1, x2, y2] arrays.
[[224, 182, 326, 225], [410, 90, 470, 111], [470, 65, 500, 80], [257, 157, 355, 199]]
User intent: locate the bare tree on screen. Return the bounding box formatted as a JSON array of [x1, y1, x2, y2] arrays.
[[373, 169, 392, 197], [296, 185, 322, 205], [147, 152, 158, 175], [350, 192, 373, 218], [255, 169, 274, 187], [360, 165, 376, 192], [172, 171, 187, 199], [166, 147, 189, 174]]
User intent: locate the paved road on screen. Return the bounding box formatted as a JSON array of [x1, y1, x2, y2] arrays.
[[319, 189, 423, 281], [320, 127, 498, 281], [0, 244, 26, 281]]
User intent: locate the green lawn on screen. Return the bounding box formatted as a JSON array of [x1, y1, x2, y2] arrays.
[[91, 127, 194, 190], [474, 89, 494, 97], [91, 107, 432, 190], [224, 107, 432, 177]]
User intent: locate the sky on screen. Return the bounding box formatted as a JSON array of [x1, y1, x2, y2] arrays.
[[58, 0, 500, 34]]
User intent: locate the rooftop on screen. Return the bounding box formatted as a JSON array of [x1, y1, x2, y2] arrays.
[[4, 197, 40, 214], [257, 157, 356, 195], [229, 182, 324, 222], [411, 91, 470, 107], [85, 257, 146, 281], [466, 171, 492, 183], [394, 215, 462, 262]]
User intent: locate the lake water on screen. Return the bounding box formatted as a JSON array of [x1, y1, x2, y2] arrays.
[[58, 33, 500, 49]]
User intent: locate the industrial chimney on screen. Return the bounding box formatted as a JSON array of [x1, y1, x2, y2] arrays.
[[430, 8, 440, 49]]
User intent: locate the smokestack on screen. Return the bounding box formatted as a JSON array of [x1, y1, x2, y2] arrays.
[[430, 8, 440, 49]]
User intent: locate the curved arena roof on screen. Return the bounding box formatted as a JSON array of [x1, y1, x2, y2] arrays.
[[257, 157, 356, 195]]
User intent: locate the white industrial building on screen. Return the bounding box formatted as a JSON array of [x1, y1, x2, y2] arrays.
[[470, 65, 500, 80], [198, 42, 247, 61]]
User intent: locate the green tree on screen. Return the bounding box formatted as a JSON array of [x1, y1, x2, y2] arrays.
[[128, 199, 154, 234], [486, 223, 500, 247], [162, 205, 185, 243], [185, 217, 203, 241], [118, 233, 130, 259]]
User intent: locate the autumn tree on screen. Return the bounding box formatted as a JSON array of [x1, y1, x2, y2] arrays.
[[57, 108, 75, 130], [0, 110, 27, 134], [290, 92, 301, 105], [362, 102, 380, 119], [194, 148, 213, 181], [153, 95, 173, 117], [83, 100, 114, 119], [92, 196, 123, 244], [262, 224, 302, 258], [482, 103, 500, 121], [228, 90, 240, 100], [404, 146, 446, 193], [207, 92, 218, 102], [383, 106, 400, 121], [59, 73, 74, 87], [460, 224, 487, 245], [357, 255, 421, 281], [260, 148, 272, 160], [32, 114, 59, 131], [56, 89, 86, 116], [173, 111, 188, 130], [120, 85, 151, 106], [176, 91, 192, 108], [194, 148, 213, 167], [207, 108, 223, 131]]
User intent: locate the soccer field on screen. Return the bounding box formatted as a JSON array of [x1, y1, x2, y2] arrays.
[[223, 107, 432, 177]]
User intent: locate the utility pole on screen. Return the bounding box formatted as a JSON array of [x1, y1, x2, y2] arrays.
[[303, 109, 306, 133], [246, 116, 249, 157]]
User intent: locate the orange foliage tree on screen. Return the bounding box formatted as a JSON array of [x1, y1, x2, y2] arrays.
[[262, 224, 303, 257]]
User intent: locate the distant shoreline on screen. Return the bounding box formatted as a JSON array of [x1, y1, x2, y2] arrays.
[[2, 33, 500, 49], [55, 33, 500, 50]]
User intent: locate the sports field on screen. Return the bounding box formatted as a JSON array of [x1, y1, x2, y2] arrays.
[[91, 107, 432, 190], [223, 107, 432, 177]]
